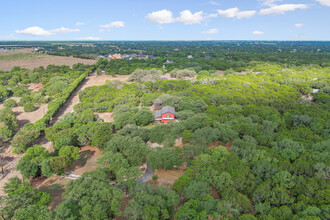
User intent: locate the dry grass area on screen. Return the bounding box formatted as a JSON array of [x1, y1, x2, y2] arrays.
[[0, 48, 34, 54], [0, 52, 97, 71], [28, 83, 43, 92], [70, 146, 103, 176], [208, 140, 232, 153], [208, 140, 221, 149], [147, 141, 163, 148], [151, 169, 185, 187], [224, 140, 232, 153], [95, 112, 114, 122], [32, 176, 71, 210], [12, 104, 48, 128]]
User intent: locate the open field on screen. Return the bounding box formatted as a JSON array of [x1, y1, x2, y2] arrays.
[[149, 169, 185, 187], [0, 52, 97, 71], [70, 146, 103, 175]]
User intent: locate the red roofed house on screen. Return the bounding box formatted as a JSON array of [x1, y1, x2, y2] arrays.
[[154, 105, 176, 123]]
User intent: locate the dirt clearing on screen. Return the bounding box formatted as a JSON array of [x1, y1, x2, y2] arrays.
[[0, 53, 97, 71], [28, 83, 43, 92], [70, 146, 103, 176], [32, 176, 71, 210], [151, 169, 185, 187], [12, 104, 48, 128], [95, 112, 114, 122]]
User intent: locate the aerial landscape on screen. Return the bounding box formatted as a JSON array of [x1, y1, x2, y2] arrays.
[[0, 0, 329, 219]]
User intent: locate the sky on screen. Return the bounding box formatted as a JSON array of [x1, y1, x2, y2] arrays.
[[0, 0, 329, 41]]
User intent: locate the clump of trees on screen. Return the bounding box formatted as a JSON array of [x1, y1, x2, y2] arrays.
[[128, 68, 163, 82], [169, 68, 196, 78], [0, 107, 18, 143], [113, 105, 154, 129], [0, 177, 52, 219], [54, 170, 123, 219], [124, 184, 179, 219], [3, 99, 17, 108], [23, 102, 36, 112]]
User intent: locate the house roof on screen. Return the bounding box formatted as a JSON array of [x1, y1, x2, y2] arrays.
[[154, 105, 176, 118]]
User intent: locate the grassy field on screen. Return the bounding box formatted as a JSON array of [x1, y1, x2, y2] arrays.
[[0, 53, 43, 61]]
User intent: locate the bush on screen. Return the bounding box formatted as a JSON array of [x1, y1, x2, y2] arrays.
[[3, 99, 17, 108], [170, 69, 196, 78], [18, 96, 32, 106], [23, 102, 36, 112], [12, 127, 40, 153], [49, 156, 72, 174], [152, 175, 158, 181], [128, 69, 163, 82]]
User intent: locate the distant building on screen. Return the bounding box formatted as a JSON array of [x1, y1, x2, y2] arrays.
[[313, 89, 320, 93], [205, 56, 211, 60], [154, 106, 176, 123], [112, 54, 122, 59], [148, 55, 156, 59], [137, 54, 146, 59], [187, 55, 193, 59], [166, 59, 174, 64]]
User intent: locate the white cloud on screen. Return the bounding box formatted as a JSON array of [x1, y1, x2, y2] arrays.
[[15, 26, 53, 36], [259, 0, 283, 6], [100, 21, 125, 28], [206, 13, 219, 18], [202, 28, 219, 34], [218, 8, 256, 19], [51, 27, 80, 34], [15, 26, 80, 36], [79, 36, 100, 40], [218, 8, 239, 18], [315, 0, 330, 6], [76, 22, 84, 26], [236, 10, 257, 19], [208, 1, 220, 5], [146, 10, 174, 24], [252, 30, 264, 35], [259, 4, 308, 15], [295, 23, 304, 28], [175, 10, 204, 24], [147, 9, 210, 25]]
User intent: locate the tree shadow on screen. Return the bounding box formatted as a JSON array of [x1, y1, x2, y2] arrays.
[[69, 150, 95, 171]]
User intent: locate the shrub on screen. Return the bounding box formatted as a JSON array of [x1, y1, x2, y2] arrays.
[[12, 127, 40, 153], [23, 102, 36, 112], [152, 175, 158, 181], [3, 99, 17, 108], [128, 69, 162, 82]]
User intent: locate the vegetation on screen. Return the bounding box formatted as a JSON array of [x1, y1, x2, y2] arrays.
[[2, 41, 330, 219]]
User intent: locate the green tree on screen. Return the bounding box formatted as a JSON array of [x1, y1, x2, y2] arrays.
[[147, 147, 182, 170], [23, 102, 36, 112]]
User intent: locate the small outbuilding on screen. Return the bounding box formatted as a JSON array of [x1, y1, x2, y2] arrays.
[[154, 105, 176, 123]]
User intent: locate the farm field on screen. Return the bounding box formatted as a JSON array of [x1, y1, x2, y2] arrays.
[[0, 49, 97, 71]]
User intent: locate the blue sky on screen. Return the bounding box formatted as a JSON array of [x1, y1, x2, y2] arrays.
[[0, 0, 329, 41]]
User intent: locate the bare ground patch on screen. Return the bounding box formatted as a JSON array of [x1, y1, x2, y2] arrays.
[[12, 104, 48, 129], [0, 54, 97, 71], [32, 176, 71, 210], [28, 83, 43, 92], [95, 112, 114, 123], [69, 146, 103, 176], [150, 169, 185, 187]]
